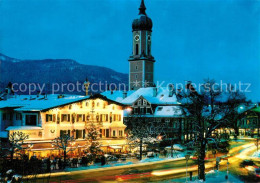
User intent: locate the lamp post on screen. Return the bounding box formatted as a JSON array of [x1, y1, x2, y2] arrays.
[[226, 160, 229, 180], [185, 154, 190, 182]]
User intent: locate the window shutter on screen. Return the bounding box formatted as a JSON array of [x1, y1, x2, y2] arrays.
[[68, 114, 70, 122], [77, 114, 79, 122], [68, 130, 71, 136], [46, 114, 49, 122], [53, 114, 56, 122], [83, 129, 86, 139], [83, 114, 85, 122]]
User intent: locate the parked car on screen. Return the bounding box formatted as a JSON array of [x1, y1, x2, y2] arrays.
[[147, 152, 155, 158], [120, 154, 128, 161], [104, 154, 118, 161]]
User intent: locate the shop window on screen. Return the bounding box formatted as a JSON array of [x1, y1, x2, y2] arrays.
[[60, 130, 70, 137], [76, 130, 83, 139]]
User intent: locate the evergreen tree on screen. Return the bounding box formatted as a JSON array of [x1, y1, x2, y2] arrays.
[[85, 122, 102, 160]]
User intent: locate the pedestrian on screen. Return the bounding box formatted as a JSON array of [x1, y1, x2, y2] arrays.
[[53, 157, 57, 170], [58, 158, 62, 170], [46, 158, 51, 173], [101, 155, 106, 166]]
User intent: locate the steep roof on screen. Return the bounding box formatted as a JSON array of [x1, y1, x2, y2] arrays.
[[101, 90, 134, 103], [0, 94, 126, 112], [120, 87, 180, 105], [0, 94, 89, 112]]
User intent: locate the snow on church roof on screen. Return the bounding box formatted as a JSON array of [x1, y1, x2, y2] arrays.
[[0, 94, 89, 111], [101, 90, 135, 103], [153, 106, 184, 117], [120, 87, 180, 105]]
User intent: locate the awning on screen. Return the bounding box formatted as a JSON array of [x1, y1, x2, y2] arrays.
[[6, 126, 43, 131], [108, 145, 122, 149]]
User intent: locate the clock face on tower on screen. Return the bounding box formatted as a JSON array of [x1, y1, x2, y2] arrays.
[[134, 35, 140, 41]]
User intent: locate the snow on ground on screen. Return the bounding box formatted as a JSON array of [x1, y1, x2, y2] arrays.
[[169, 170, 243, 183], [65, 152, 186, 172], [252, 150, 260, 158], [65, 161, 134, 172]]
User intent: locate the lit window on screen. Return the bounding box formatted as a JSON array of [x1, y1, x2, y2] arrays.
[[113, 130, 116, 137]]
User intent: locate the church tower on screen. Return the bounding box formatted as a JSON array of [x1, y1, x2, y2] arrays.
[[129, 0, 155, 90]]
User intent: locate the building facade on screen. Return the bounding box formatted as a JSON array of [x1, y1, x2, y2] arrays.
[[102, 87, 194, 143], [0, 93, 127, 157]]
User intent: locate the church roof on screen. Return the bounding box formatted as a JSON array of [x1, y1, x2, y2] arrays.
[[102, 87, 181, 106], [132, 0, 153, 32]]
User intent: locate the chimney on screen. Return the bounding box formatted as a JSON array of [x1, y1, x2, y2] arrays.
[[168, 84, 174, 97], [123, 91, 127, 99], [153, 87, 158, 97]]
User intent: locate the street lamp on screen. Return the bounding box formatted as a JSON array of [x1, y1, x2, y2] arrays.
[[185, 154, 190, 182], [226, 159, 229, 180]]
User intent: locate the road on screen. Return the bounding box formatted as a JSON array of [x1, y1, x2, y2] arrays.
[[31, 139, 258, 182]]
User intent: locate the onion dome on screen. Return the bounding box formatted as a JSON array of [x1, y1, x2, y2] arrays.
[[132, 0, 153, 32]]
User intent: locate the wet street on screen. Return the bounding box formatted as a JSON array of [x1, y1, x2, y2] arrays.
[[29, 139, 260, 182]]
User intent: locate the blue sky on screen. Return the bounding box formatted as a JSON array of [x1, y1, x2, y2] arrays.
[[0, 0, 259, 101]]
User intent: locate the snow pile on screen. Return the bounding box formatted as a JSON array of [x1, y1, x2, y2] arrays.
[[252, 150, 260, 158]]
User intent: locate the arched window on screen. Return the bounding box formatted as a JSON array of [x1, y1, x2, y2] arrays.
[[136, 44, 139, 55]]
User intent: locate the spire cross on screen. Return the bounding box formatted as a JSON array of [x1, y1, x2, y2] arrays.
[[139, 0, 146, 15]]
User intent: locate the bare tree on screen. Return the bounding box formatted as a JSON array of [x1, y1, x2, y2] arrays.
[[180, 79, 229, 181], [125, 115, 165, 160], [8, 131, 29, 162], [51, 134, 76, 169]]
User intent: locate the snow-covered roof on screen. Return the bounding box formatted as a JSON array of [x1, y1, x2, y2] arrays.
[[0, 94, 89, 111], [0, 131, 8, 138], [6, 126, 43, 131], [153, 106, 184, 117], [101, 90, 135, 103], [103, 87, 180, 105]]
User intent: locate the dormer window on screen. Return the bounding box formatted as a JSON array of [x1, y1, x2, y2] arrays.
[[143, 100, 147, 106], [138, 99, 142, 106], [157, 107, 163, 111]]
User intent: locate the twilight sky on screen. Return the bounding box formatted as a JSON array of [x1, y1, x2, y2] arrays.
[[0, 0, 259, 101]]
